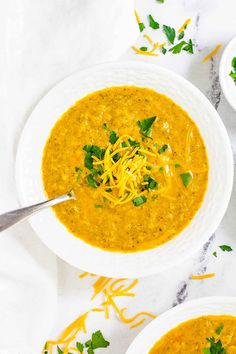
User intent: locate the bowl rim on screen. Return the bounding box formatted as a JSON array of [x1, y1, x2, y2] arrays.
[[15, 60, 234, 278], [126, 296, 236, 353], [219, 36, 236, 111]]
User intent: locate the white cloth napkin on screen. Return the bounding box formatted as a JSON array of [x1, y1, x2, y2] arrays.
[[0, 1, 138, 353]]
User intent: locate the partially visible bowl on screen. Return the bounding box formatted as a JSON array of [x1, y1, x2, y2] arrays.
[[220, 36, 236, 111], [126, 296, 236, 353], [15, 61, 233, 278]]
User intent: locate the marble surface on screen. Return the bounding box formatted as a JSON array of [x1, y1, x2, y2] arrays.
[[49, 1, 236, 353], [2, 0, 236, 353]]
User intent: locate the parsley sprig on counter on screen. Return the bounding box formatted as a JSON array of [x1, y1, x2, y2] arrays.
[[57, 330, 110, 354]]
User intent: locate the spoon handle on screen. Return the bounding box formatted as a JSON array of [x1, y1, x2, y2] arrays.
[[0, 193, 74, 232]]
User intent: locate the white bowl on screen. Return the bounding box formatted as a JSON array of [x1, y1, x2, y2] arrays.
[[220, 36, 236, 111], [15, 61, 233, 278], [126, 296, 236, 353]]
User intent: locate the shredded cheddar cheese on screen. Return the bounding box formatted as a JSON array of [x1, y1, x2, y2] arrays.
[[43, 276, 156, 353], [191, 273, 216, 280], [134, 9, 141, 25], [203, 44, 222, 62], [178, 18, 191, 33]]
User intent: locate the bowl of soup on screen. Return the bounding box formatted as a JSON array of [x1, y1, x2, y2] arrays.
[[126, 296, 236, 353], [16, 61, 233, 278]]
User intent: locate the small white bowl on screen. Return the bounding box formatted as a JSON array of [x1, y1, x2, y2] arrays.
[[220, 36, 236, 111], [126, 296, 236, 354], [15, 61, 233, 278]]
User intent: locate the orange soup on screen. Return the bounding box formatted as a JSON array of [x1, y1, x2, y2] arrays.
[[42, 86, 208, 252]]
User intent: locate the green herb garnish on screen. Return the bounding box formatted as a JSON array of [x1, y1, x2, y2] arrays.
[[213, 251, 217, 258], [158, 144, 168, 154], [75, 167, 83, 182], [183, 39, 194, 54], [148, 15, 160, 30], [163, 25, 176, 44], [83, 145, 105, 160], [132, 195, 147, 207], [95, 204, 103, 208], [109, 131, 119, 144], [84, 153, 94, 170], [161, 47, 167, 55], [146, 165, 152, 171], [144, 175, 158, 190], [180, 172, 192, 187], [121, 141, 128, 147], [215, 324, 224, 335], [156, 0, 164, 2], [57, 347, 63, 354], [102, 123, 108, 130], [137, 116, 156, 137], [139, 22, 145, 32], [128, 138, 140, 148], [87, 174, 99, 188], [140, 46, 148, 52], [76, 342, 84, 352], [203, 337, 226, 354], [229, 57, 236, 84], [169, 41, 187, 54], [178, 31, 185, 40], [219, 245, 233, 252], [174, 163, 181, 168], [152, 194, 158, 200], [112, 152, 121, 162]]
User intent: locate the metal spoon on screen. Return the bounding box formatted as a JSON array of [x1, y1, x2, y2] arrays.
[[0, 191, 75, 232]]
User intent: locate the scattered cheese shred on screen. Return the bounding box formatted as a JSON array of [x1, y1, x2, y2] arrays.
[[178, 18, 191, 33], [144, 34, 154, 45], [203, 44, 222, 62], [134, 9, 141, 25], [191, 273, 216, 280]]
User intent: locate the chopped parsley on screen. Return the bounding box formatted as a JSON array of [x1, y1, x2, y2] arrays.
[[152, 194, 158, 200], [83, 145, 105, 160], [180, 172, 192, 187], [174, 163, 181, 168], [183, 39, 194, 54], [139, 22, 145, 32], [156, 0, 165, 2], [109, 131, 119, 144], [161, 46, 167, 55], [140, 46, 148, 52], [213, 251, 217, 258], [169, 41, 187, 54], [203, 337, 226, 354], [128, 138, 140, 148], [219, 245, 233, 252], [148, 15, 160, 30], [178, 31, 185, 40], [229, 57, 236, 84], [57, 347, 64, 354], [121, 141, 128, 147], [87, 174, 99, 188], [76, 342, 84, 352], [84, 152, 94, 170], [215, 324, 224, 335], [143, 175, 158, 190], [132, 195, 147, 207], [112, 152, 121, 162], [158, 144, 168, 154], [95, 204, 103, 208], [163, 25, 176, 44], [137, 116, 156, 137], [102, 123, 109, 130]]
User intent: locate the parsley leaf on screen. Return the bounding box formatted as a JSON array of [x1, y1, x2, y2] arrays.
[[109, 131, 119, 144], [95, 204, 103, 208], [75, 167, 83, 182], [215, 324, 224, 335], [137, 116, 156, 137], [91, 330, 110, 349], [158, 144, 168, 154], [178, 31, 185, 40], [174, 163, 181, 168], [219, 245, 233, 252], [148, 15, 160, 30], [83, 145, 105, 160], [128, 138, 140, 148], [204, 337, 226, 354], [76, 342, 84, 352], [161, 46, 167, 55], [169, 41, 187, 54], [139, 22, 145, 32], [132, 195, 147, 207], [156, 0, 164, 2], [102, 123, 108, 130], [121, 141, 128, 147], [140, 46, 148, 51], [229, 56, 236, 84], [163, 25, 176, 44], [213, 251, 217, 258], [84, 152, 94, 170], [183, 39, 194, 54], [57, 347, 63, 354], [180, 172, 192, 187], [143, 175, 158, 190], [87, 174, 99, 188]]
